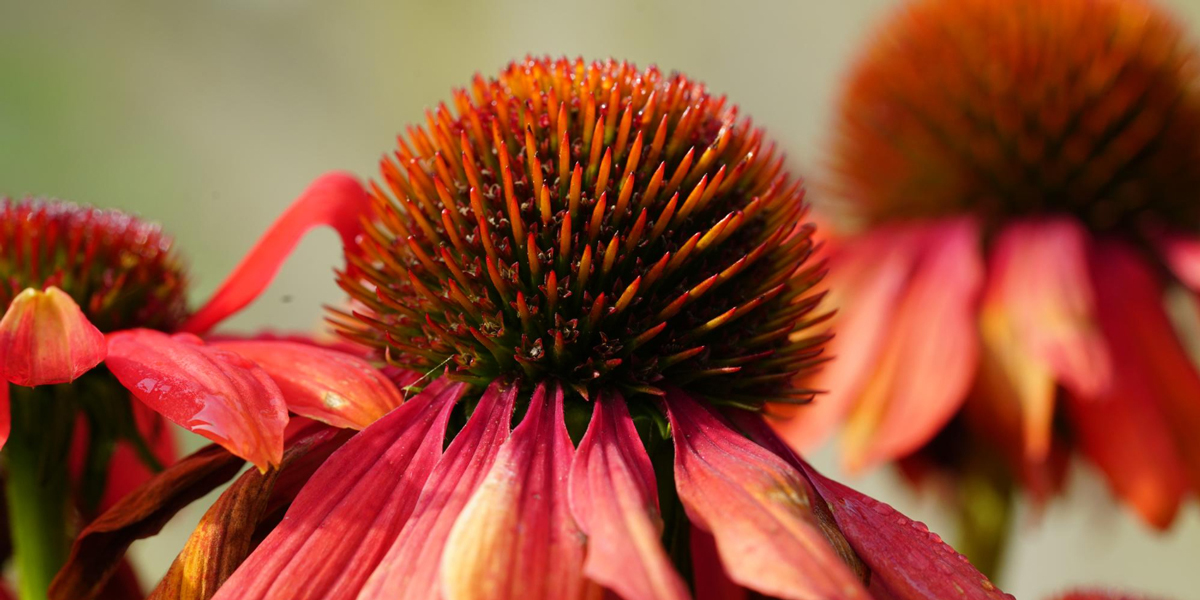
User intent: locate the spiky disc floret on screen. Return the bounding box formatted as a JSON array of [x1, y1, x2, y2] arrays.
[[835, 0, 1200, 232], [0, 198, 188, 332], [334, 57, 828, 405]]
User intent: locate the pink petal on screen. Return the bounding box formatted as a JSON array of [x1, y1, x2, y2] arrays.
[[1068, 240, 1195, 527], [0, 286, 105, 386], [181, 172, 372, 335], [439, 384, 589, 600], [105, 329, 289, 472], [357, 381, 518, 600], [978, 219, 1109, 459], [1154, 230, 1200, 291], [0, 383, 8, 452], [737, 413, 1011, 600], [212, 340, 404, 430], [569, 392, 688, 600], [212, 379, 465, 600], [664, 389, 869, 600], [842, 217, 983, 470], [776, 226, 923, 452], [690, 526, 747, 600]]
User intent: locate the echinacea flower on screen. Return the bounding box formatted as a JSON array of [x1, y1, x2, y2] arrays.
[[58, 57, 1013, 600], [777, 0, 1200, 573], [0, 176, 380, 599]]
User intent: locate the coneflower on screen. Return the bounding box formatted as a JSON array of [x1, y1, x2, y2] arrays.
[[778, 0, 1200, 575], [0, 178, 383, 600], [54, 57, 1014, 600]]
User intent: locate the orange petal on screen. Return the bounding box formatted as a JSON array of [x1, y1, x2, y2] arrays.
[[0, 286, 105, 386], [357, 381, 518, 600], [50, 444, 246, 600], [1069, 240, 1195, 527], [776, 226, 923, 452], [105, 329, 289, 471], [440, 384, 588, 600], [569, 392, 688, 600], [181, 172, 372, 335], [664, 389, 868, 600], [843, 217, 983, 470], [212, 340, 405, 430], [213, 379, 464, 600]]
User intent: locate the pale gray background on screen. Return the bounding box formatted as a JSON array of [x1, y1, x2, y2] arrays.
[[2, 1, 1199, 597]]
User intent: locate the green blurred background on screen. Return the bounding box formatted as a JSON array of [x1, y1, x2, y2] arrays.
[[3, 0, 1200, 597]]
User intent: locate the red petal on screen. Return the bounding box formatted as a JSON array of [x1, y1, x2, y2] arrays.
[[1155, 230, 1200, 291], [0, 383, 8, 452], [105, 329, 289, 471], [1049, 590, 1167, 600], [664, 389, 869, 600], [978, 219, 1109, 460], [778, 226, 923, 452], [1068, 240, 1195, 527], [440, 384, 589, 600], [212, 379, 464, 600], [569, 392, 688, 600], [0, 286, 105, 386], [212, 340, 404, 430], [181, 172, 372, 335], [50, 444, 246, 600], [98, 404, 180, 514], [152, 426, 350, 600], [357, 381, 518, 599], [737, 413, 1012, 600], [842, 217, 983, 470], [690, 526, 747, 600]]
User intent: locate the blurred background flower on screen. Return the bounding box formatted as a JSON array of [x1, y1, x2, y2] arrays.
[[1, 1, 1199, 598]]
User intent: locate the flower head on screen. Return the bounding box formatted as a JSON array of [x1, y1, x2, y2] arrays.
[[780, 0, 1200, 557], [333, 58, 824, 405], [53, 58, 1012, 600]]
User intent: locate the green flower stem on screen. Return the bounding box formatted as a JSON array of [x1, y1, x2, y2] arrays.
[[954, 447, 1015, 582], [5, 386, 73, 600]]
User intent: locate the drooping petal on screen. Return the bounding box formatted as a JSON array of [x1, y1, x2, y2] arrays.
[[181, 172, 372, 335], [105, 329, 289, 471], [1069, 240, 1195, 527], [357, 381, 518, 600], [664, 389, 869, 600], [775, 226, 922, 451], [735, 412, 1012, 600], [212, 379, 464, 600], [978, 219, 1109, 459], [440, 384, 589, 600], [569, 392, 688, 600], [151, 426, 350, 600], [212, 340, 404, 430], [842, 217, 983, 470], [49, 444, 245, 600], [690, 526, 747, 600], [0, 286, 105, 386]]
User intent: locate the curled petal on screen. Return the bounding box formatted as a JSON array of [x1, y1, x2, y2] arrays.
[[569, 392, 688, 600], [664, 389, 868, 600], [842, 217, 983, 470], [440, 384, 589, 600], [105, 329, 289, 471], [0, 286, 105, 386], [213, 379, 464, 600], [358, 381, 518, 600], [50, 444, 245, 600], [181, 172, 372, 335], [151, 426, 350, 600], [212, 340, 404, 429]]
